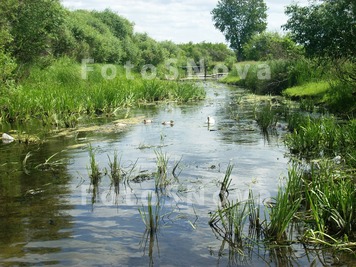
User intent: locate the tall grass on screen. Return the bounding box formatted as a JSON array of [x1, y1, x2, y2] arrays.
[[265, 167, 302, 241], [139, 193, 163, 234], [0, 57, 205, 127], [285, 115, 356, 165], [255, 102, 278, 132], [154, 150, 170, 192], [108, 151, 124, 195], [221, 58, 327, 95]]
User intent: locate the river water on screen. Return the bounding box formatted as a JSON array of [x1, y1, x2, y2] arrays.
[[0, 83, 350, 266]]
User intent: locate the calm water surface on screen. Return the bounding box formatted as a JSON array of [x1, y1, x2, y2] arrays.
[[0, 83, 352, 266]]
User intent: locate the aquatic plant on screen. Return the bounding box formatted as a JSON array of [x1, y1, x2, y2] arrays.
[[285, 116, 356, 165], [0, 58, 205, 127], [139, 193, 162, 234], [255, 102, 278, 132], [264, 173, 302, 242], [35, 151, 68, 171], [154, 150, 170, 192], [209, 165, 263, 258], [88, 144, 101, 185], [108, 151, 124, 195]]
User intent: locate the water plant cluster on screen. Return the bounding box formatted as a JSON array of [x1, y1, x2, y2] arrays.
[[0, 58, 205, 128], [209, 161, 356, 262]]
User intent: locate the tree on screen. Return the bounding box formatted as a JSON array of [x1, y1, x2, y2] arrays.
[[283, 0, 356, 60], [211, 0, 267, 61], [0, 0, 18, 84], [243, 32, 303, 61], [11, 0, 65, 63]]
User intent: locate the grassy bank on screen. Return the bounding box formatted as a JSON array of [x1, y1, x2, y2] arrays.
[[0, 58, 205, 128], [221, 59, 326, 95], [221, 59, 355, 116]]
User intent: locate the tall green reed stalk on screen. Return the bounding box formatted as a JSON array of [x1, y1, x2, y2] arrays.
[[255, 102, 278, 132], [0, 58, 205, 126], [88, 143, 101, 185], [139, 193, 163, 234], [154, 150, 170, 192]]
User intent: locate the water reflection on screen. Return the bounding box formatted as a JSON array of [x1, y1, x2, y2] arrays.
[[1, 83, 353, 266], [0, 143, 74, 265]]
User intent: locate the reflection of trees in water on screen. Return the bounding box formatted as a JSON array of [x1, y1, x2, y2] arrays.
[[0, 144, 74, 260]]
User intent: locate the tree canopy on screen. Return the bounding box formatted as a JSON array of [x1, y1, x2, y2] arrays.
[[283, 0, 356, 60], [243, 32, 303, 61], [211, 0, 267, 61]]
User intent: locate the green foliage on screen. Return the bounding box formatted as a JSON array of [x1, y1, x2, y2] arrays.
[[243, 32, 303, 61], [0, 58, 204, 126], [134, 33, 165, 66], [92, 9, 134, 39], [283, 0, 356, 59], [283, 81, 330, 98], [212, 0, 267, 61], [255, 102, 277, 132], [67, 10, 124, 63], [285, 116, 356, 166], [224, 58, 328, 95], [11, 0, 66, 63], [326, 81, 356, 115]]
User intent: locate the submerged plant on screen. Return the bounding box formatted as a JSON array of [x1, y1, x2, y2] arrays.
[[35, 151, 68, 171]]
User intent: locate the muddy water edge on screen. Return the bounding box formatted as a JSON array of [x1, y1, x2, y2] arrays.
[[0, 82, 353, 266]]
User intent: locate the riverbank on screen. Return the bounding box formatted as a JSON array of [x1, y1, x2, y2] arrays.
[[0, 58, 205, 129], [220, 59, 355, 117]]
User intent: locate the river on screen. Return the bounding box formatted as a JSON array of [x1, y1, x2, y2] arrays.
[[0, 82, 348, 266]]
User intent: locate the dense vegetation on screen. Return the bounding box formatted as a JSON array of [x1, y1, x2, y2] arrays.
[[0, 0, 234, 127], [221, 0, 355, 116]]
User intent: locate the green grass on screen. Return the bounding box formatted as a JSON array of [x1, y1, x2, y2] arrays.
[[0, 57, 205, 127], [255, 102, 278, 132], [154, 150, 170, 192], [139, 193, 162, 234], [283, 81, 330, 98], [88, 143, 101, 185]]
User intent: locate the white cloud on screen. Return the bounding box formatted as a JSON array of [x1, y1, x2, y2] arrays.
[[61, 0, 310, 44]]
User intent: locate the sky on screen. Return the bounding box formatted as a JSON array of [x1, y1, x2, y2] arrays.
[[61, 0, 309, 44]]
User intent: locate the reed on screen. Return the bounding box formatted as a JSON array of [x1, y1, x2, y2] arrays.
[[255, 102, 278, 132], [88, 144, 101, 185], [108, 151, 124, 195], [0, 58, 205, 127], [139, 193, 162, 234], [265, 179, 302, 242], [154, 150, 170, 192]]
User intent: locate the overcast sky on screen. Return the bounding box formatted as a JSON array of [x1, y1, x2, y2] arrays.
[[61, 0, 308, 44]]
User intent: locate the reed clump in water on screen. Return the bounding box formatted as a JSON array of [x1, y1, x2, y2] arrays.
[[139, 193, 163, 234]]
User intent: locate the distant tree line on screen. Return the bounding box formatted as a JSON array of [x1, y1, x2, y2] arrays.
[[0, 0, 235, 85]]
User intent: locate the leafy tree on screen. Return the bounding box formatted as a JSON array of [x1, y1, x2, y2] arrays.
[[134, 33, 165, 66], [243, 32, 303, 61], [283, 0, 356, 60], [211, 0, 267, 61], [67, 10, 123, 63], [10, 0, 65, 63], [0, 0, 18, 84]]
